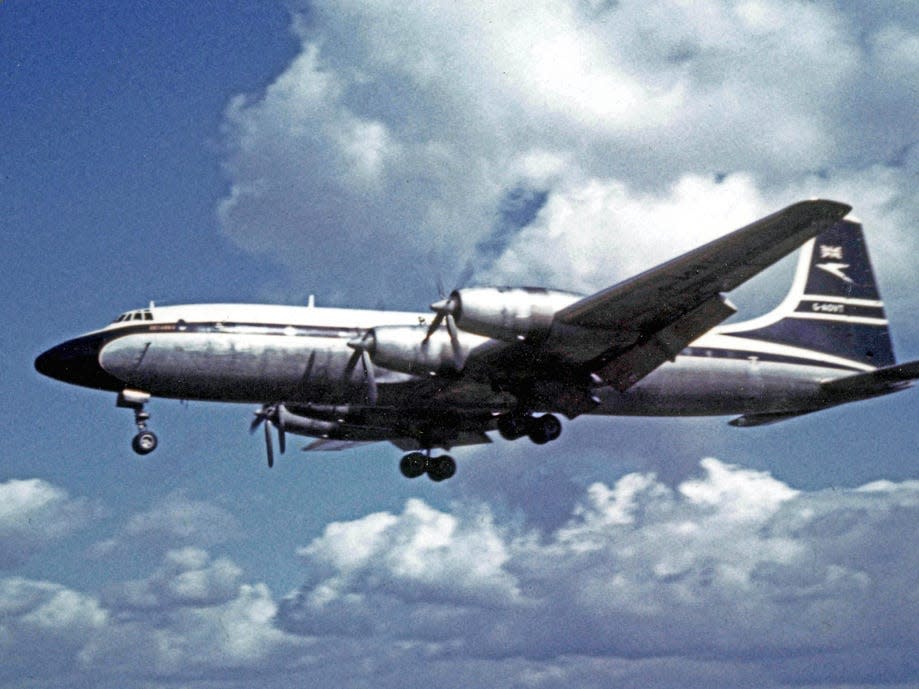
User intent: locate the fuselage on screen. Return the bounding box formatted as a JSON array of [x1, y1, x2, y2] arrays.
[[36, 302, 865, 418]]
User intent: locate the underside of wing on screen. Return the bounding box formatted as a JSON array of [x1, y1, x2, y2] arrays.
[[390, 431, 492, 452], [303, 439, 379, 451]]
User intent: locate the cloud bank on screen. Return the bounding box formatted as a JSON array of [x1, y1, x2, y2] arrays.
[[3, 462, 916, 687], [218, 0, 918, 308]]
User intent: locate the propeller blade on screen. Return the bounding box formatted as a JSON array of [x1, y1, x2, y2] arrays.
[[263, 418, 274, 468], [361, 348, 378, 405], [344, 347, 361, 379], [423, 311, 444, 344], [445, 314, 465, 370], [276, 404, 286, 455]]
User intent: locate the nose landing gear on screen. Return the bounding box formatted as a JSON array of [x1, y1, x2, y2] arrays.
[[117, 389, 158, 456], [399, 451, 457, 481]]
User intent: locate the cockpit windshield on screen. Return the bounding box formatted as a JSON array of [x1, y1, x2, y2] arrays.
[[111, 309, 154, 324]]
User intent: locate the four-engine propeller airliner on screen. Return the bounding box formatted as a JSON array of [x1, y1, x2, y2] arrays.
[[36, 200, 919, 481]]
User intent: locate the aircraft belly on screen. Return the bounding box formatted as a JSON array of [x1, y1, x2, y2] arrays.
[[593, 356, 829, 416], [99, 333, 355, 402]]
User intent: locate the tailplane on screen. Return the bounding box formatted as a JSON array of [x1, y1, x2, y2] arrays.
[[717, 218, 895, 370]]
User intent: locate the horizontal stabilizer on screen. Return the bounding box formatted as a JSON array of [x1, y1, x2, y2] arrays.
[[729, 410, 819, 427], [822, 359, 919, 396]]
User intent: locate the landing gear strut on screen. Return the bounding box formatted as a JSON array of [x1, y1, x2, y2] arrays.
[[498, 412, 562, 445], [118, 389, 158, 456], [400, 451, 457, 482]]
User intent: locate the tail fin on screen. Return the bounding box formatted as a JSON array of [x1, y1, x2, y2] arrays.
[[718, 219, 895, 369]]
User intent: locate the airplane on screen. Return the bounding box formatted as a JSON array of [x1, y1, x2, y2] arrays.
[[35, 199, 919, 481]]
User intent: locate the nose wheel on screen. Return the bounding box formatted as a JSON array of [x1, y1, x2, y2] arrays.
[[400, 451, 457, 481], [117, 389, 158, 456], [132, 427, 158, 455]]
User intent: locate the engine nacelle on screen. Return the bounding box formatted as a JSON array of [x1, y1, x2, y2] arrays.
[[362, 325, 489, 375], [277, 405, 340, 436], [447, 287, 582, 341]]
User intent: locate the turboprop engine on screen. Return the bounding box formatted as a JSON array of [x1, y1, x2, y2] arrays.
[[351, 325, 490, 376], [430, 287, 582, 342]]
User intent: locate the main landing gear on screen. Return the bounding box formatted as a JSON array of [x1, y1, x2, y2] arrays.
[[497, 412, 562, 445], [117, 389, 158, 456], [400, 451, 457, 482]]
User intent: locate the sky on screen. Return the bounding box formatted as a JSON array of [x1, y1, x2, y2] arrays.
[[2, 1, 918, 687]]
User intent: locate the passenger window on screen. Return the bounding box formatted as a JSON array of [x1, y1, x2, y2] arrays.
[[133, 313, 143, 321], [144, 312, 153, 321]]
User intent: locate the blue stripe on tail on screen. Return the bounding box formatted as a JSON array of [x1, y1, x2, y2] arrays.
[[719, 219, 895, 368]]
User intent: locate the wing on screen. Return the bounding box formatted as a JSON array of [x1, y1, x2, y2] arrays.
[[485, 200, 850, 394]]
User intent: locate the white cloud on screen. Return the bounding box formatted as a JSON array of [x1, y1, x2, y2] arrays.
[[104, 547, 243, 611], [0, 578, 108, 681], [0, 478, 98, 568], [217, 0, 917, 309], [1, 463, 916, 687], [276, 459, 919, 686], [91, 492, 241, 557], [289, 498, 520, 618], [0, 553, 304, 686], [478, 172, 770, 291]]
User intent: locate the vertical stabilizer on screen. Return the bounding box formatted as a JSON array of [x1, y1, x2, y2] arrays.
[[718, 219, 895, 369]]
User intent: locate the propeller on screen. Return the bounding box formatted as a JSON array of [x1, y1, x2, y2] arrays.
[[250, 403, 286, 468], [423, 293, 464, 370], [345, 332, 379, 405]]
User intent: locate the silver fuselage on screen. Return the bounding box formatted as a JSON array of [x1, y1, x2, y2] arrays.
[[37, 303, 863, 419]]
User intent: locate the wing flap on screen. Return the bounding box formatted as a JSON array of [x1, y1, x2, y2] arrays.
[[597, 295, 737, 390]]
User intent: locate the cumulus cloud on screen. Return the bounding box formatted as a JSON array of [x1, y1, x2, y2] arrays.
[[0, 551, 303, 687], [91, 492, 241, 557], [217, 0, 917, 308], [0, 577, 108, 681], [0, 478, 98, 568], [103, 547, 244, 612], [277, 459, 919, 687], [2, 463, 916, 688]]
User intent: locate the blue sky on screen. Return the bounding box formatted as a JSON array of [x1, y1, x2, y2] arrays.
[[3, 1, 918, 687]]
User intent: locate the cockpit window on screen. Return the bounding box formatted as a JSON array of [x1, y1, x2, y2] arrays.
[[111, 309, 154, 324]]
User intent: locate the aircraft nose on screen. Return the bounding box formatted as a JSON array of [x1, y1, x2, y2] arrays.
[[35, 335, 123, 391]]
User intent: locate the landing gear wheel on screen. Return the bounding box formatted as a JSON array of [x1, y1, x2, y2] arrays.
[[400, 452, 428, 479], [427, 455, 456, 482], [132, 430, 158, 455], [497, 414, 529, 440], [528, 414, 562, 445]]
